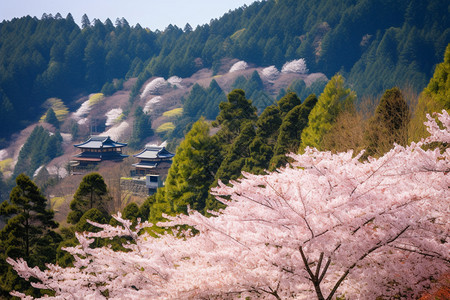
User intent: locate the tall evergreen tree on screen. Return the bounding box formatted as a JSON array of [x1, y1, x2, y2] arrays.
[[215, 121, 256, 184], [270, 93, 318, 170], [299, 75, 356, 151], [410, 44, 450, 141], [67, 173, 110, 224], [364, 87, 410, 158], [44, 108, 59, 129], [129, 106, 153, 149], [0, 174, 60, 297], [243, 104, 282, 174], [213, 89, 257, 147], [164, 118, 222, 215]]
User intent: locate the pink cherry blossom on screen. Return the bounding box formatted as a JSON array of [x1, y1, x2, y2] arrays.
[[8, 111, 449, 299]]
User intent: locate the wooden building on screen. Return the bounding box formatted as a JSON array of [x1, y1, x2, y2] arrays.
[[132, 146, 175, 176], [72, 136, 128, 167], [126, 146, 175, 195]]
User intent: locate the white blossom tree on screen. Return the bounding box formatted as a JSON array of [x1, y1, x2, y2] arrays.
[[8, 111, 450, 299], [140, 78, 167, 99], [261, 66, 280, 81], [281, 58, 309, 74], [229, 61, 248, 73]]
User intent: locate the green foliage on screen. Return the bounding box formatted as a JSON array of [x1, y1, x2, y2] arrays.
[[270, 93, 318, 170], [163, 108, 183, 118], [13, 126, 63, 178], [163, 118, 222, 215], [364, 87, 410, 158], [129, 106, 153, 149], [410, 44, 450, 141], [0, 15, 158, 141], [277, 92, 301, 116], [216, 122, 256, 184], [156, 122, 175, 134], [231, 71, 274, 112], [242, 104, 282, 174], [288, 79, 327, 102], [122, 202, 141, 226], [44, 107, 59, 129], [67, 173, 110, 224], [213, 89, 257, 146], [300, 74, 356, 151], [0, 174, 60, 297]]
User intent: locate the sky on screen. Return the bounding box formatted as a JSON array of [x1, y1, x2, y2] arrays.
[[0, 0, 257, 30]]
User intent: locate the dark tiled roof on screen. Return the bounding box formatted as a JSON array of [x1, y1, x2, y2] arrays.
[[74, 136, 127, 149], [132, 161, 158, 169], [133, 146, 175, 160], [73, 151, 128, 161]]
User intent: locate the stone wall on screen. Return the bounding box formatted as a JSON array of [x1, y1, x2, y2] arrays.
[[120, 178, 148, 197]]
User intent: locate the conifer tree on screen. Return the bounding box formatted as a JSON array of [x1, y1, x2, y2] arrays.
[[163, 118, 222, 215], [44, 108, 59, 129], [0, 174, 60, 297], [129, 106, 153, 149], [410, 44, 450, 141], [270, 94, 318, 170], [67, 173, 110, 224], [243, 104, 282, 174], [213, 89, 257, 147], [364, 87, 410, 158], [215, 121, 256, 184], [277, 92, 301, 116], [299, 75, 356, 151]]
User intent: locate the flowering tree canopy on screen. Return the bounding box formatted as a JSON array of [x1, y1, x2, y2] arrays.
[[140, 77, 167, 99], [281, 58, 308, 74], [261, 66, 280, 81], [229, 61, 248, 73], [8, 111, 450, 299]]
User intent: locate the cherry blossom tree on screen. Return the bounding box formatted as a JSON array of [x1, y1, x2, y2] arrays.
[[229, 61, 248, 73], [8, 111, 450, 299], [140, 78, 167, 99], [281, 58, 308, 74], [261, 66, 280, 81]]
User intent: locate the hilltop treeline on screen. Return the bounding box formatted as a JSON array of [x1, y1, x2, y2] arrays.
[[1, 0, 449, 143]]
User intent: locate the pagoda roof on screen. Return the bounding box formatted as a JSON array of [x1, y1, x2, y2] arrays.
[[73, 151, 128, 161], [132, 161, 158, 169], [74, 136, 127, 149], [133, 146, 175, 160]]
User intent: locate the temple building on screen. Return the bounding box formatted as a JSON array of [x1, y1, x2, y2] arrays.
[[72, 136, 128, 168], [132, 146, 175, 176], [121, 145, 175, 195]]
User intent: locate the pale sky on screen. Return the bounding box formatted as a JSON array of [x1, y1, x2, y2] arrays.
[[0, 0, 257, 30]]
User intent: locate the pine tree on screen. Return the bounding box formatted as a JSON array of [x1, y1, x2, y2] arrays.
[[44, 108, 59, 129], [0, 174, 60, 297], [129, 107, 153, 149], [364, 87, 410, 158], [270, 94, 318, 170], [410, 44, 450, 141], [215, 121, 256, 184], [243, 104, 282, 174], [67, 173, 110, 224], [213, 89, 257, 147], [299, 75, 356, 151], [163, 118, 222, 215]]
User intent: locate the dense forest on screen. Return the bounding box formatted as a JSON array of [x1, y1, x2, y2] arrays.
[[0, 0, 449, 298], [1, 0, 449, 144], [0, 43, 448, 299]]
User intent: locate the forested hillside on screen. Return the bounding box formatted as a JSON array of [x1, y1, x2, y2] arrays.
[[1, 0, 449, 144], [0, 0, 449, 297]]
